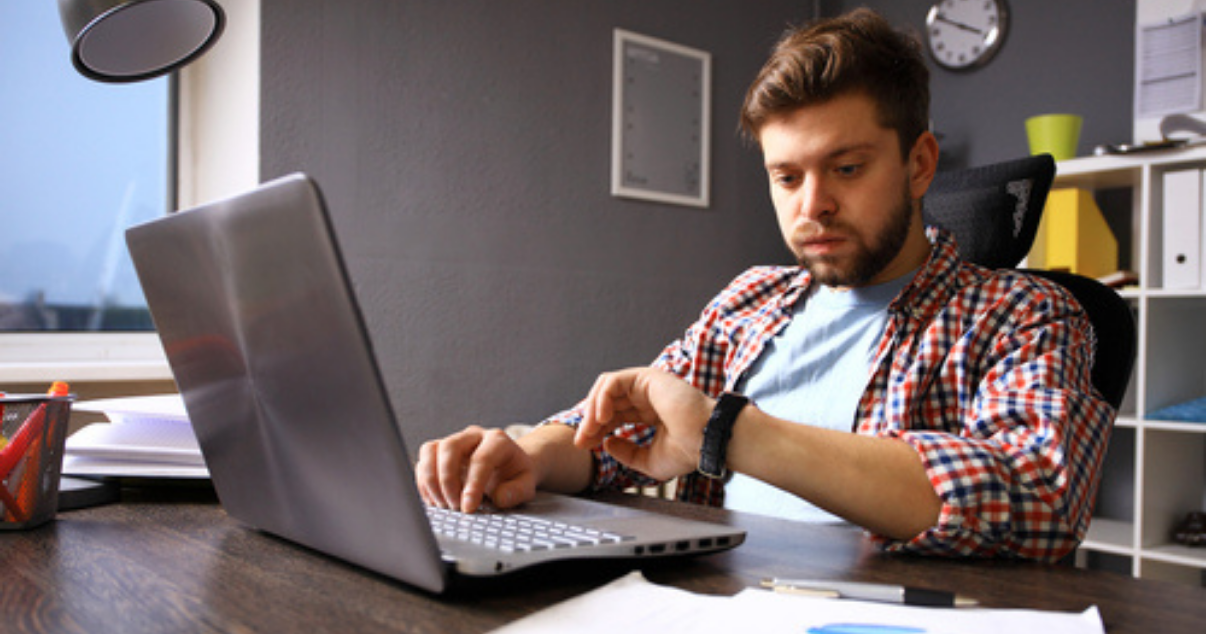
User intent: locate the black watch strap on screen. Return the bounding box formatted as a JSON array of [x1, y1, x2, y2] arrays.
[[698, 393, 749, 479]]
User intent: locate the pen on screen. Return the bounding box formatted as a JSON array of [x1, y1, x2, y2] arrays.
[[761, 578, 978, 608]]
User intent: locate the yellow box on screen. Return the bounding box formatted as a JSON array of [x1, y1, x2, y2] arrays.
[[1028, 188, 1118, 279]]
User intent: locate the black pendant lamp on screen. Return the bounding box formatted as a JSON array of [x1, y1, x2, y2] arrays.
[[58, 0, 225, 83]]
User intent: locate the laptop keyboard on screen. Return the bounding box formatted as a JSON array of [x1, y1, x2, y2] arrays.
[[426, 505, 634, 553]]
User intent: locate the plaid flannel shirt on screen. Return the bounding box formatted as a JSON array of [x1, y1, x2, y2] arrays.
[[541, 228, 1114, 562]]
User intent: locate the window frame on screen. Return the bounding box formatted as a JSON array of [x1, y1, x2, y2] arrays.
[[1, 13, 175, 384], [1, 0, 259, 385], [0, 332, 170, 383]]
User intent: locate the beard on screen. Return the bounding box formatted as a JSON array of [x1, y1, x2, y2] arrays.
[[797, 183, 915, 287]]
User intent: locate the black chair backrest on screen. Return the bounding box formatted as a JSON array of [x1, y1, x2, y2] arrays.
[[1025, 269, 1136, 410], [924, 154, 1134, 410], [923, 154, 1056, 269]]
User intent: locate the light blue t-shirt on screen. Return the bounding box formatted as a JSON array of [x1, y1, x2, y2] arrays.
[[724, 272, 914, 522]]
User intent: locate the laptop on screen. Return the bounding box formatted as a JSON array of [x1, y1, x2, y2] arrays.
[[125, 173, 745, 594]]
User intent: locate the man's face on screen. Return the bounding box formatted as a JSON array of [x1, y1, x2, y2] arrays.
[[758, 92, 936, 288]]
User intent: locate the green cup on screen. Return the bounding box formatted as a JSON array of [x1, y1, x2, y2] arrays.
[[1025, 114, 1083, 161]]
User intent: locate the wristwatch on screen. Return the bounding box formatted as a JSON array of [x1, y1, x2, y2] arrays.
[[698, 393, 749, 479]]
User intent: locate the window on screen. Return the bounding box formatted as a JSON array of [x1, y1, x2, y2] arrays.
[[0, 1, 170, 333], [0, 0, 257, 383]]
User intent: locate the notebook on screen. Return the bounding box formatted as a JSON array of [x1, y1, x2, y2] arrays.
[[125, 173, 745, 594]]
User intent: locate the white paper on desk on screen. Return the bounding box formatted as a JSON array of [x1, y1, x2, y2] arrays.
[[489, 571, 1104, 634], [61, 455, 209, 479], [722, 585, 1104, 634], [73, 394, 189, 424], [489, 571, 732, 634], [65, 420, 204, 465], [65, 394, 209, 479]]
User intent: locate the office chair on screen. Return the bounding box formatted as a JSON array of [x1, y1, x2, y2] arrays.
[[922, 153, 1136, 410], [923, 154, 1056, 270]]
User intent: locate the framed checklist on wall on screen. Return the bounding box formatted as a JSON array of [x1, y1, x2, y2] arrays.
[[611, 30, 711, 208]]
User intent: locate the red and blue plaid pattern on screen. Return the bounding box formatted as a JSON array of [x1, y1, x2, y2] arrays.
[[543, 228, 1114, 562]]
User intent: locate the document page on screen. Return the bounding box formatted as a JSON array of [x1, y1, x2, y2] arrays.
[[63, 394, 208, 478], [488, 571, 1105, 634], [1136, 12, 1203, 118]]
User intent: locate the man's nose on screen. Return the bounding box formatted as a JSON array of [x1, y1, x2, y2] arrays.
[[797, 174, 835, 221]]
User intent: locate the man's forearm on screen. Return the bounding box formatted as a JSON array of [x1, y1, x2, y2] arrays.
[[518, 423, 594, 495], [727, 405, 941, 540]]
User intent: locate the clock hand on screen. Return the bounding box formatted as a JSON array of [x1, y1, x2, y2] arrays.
[[935, 14, 983, 36]]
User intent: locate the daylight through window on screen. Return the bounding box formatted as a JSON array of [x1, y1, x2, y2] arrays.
[[1, 2, 170, 332]]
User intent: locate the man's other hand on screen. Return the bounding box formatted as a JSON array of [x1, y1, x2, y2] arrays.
[[416, 426, 537, 513]]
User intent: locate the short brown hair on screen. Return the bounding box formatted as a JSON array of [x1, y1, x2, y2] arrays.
[[739, 8, 930, 158]]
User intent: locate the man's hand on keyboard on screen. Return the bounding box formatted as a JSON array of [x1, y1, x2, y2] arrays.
[[416, 425, 537, 514]]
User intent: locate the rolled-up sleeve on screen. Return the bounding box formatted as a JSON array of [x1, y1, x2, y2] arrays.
[[867, 274, 1114, 562]]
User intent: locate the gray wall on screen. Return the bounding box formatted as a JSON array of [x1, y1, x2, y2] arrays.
[[861, 0, 1135, 169], [259, 1, 1138, 449], [260, 1, 809, 447]]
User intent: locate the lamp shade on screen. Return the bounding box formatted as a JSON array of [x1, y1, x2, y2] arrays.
[[58, 0, 225, 83]]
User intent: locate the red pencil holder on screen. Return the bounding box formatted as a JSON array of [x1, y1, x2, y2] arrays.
[[1, 395, 74, 530]]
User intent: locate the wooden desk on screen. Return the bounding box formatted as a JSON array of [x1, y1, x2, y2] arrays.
[[3, 486, 1204, 633]]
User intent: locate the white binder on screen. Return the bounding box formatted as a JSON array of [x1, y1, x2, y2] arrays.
[[1162, 168, 1202, 289]]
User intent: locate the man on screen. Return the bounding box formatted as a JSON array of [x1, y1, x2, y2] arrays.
[[416, 9, 1113, 562]]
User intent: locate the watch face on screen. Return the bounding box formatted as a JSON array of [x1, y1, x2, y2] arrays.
[[926, 0, 1008, 70]]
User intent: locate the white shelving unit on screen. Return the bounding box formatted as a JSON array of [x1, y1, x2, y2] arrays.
[[1055, 146, 1206, 586]]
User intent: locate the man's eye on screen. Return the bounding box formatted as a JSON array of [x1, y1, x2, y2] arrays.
[[836, 164, 862, 176], [773, 173, 800, 187]]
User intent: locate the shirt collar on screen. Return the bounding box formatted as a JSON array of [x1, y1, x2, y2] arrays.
[[784, 226, 965, 319], [894, 226, 964, 313]]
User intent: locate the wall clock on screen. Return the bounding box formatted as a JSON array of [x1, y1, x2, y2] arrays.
[[925, 0, 1009, 71]]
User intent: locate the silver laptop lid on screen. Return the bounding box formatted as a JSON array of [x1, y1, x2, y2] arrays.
[[128, 173, 746, 593], [126, 173, 449, 592]]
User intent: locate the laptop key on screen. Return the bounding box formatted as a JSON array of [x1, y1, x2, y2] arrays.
[[425, 505, 633, 553]]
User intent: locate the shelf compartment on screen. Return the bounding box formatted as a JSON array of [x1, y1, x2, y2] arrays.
[[1139, 430, 1205, 552], [1142, 296, 1206, 416], [1082, 517, 1136, 554], [1091, 427, 1136, 532]]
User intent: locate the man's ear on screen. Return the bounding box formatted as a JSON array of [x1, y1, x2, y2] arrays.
[[907, 131, 940, 200]]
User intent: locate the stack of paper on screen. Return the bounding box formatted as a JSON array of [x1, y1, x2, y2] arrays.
[[489, 571, 1104, 634], [64, 395, 208, 479]]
